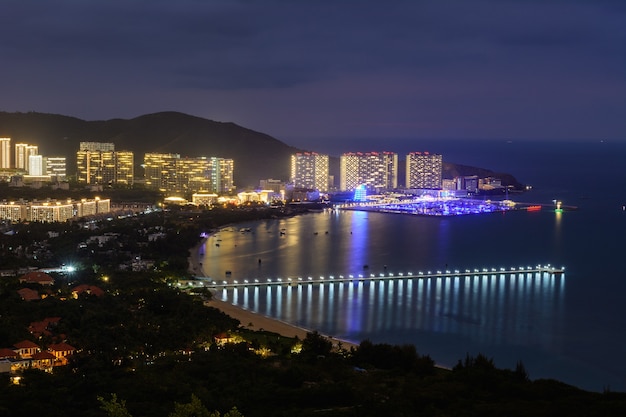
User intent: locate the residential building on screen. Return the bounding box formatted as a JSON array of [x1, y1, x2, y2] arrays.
[[79, 142, 115, 152], [28, 155, 43, 176], [0, 198, 111, 222], [29, 201, 75, 222], [290, 152, 329, 192], [340, 151, 398, 192], [143, 154, 234, 195], [44, 156, 67, 179], [114, 151, 134, 185], [0, 202, 27, 221], [406, 152, 443, 190], [15, 144, 38, 170], [144, 153, 181, 192], [209, 157, 235, 194], [76, 144, 134, 186], [0, 138, 10, 168]]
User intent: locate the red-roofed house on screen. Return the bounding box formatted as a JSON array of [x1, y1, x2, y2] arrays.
[[18, 271, 54, 286], [28, 317, 61, 338], [13, 340, 40, 358], [47, 343, 76, 366], [72, 284, 104, 298], [0, 348, 18, 360], [31, 351, 55, 371], [17, 287, 40, 301]]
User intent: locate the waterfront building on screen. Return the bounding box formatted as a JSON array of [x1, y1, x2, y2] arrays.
[[209, 157, 235, 194], [442, 178, 457, 191], [15, 144, 38, 171], [291, 152, 329, 192], [354, 184, 367, 202], [456, 175, 479, 193], [406, 152, 443, 190], [340, 151, 398, 192], [192, 193, 218, 206], [0, 138, 10, 169], [259, 179, 285, 193]]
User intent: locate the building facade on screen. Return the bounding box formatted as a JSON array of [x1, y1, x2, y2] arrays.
[[290, 152, 329, 192], [0, 138, 10, 169], [29, 202, 75, 222], [76, 145, 134, 186], [143, 153, 181, 192], [28, 155, 44, 176], [15, 144, 38, 171], [0, 198, 111, 222], [406, 152, 443, 190], [45, 157, 67, 179], [143, 154, 234, 195], [0, 202, 27, 222], [209, 157, 235, 194], [79, 142, 115, 152], [340, 152, 398, 192]]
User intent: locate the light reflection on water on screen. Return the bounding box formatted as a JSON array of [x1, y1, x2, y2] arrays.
[[199, 200, 626, 391], [219, 271, 564, 350]]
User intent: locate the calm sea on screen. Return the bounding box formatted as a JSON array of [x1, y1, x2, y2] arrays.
[[199, 139, 626, 392]]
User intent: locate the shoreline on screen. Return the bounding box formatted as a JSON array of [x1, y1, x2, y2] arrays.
[[189, 230, 358, 350]]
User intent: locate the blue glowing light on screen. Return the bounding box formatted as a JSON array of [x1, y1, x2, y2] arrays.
[[354, 185, 367, 202]]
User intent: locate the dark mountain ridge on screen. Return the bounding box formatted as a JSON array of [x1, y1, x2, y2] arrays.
[[0, 111, 301, 188], [0, 111, 523, 191]]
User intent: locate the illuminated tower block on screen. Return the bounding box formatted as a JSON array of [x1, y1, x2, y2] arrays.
[[406, 152, 443, 190], [340, 151, 397, 192], [291, 152, 329, 192]]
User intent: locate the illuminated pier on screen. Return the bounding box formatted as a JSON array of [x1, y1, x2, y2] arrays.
[[205, 265, 565, 289]]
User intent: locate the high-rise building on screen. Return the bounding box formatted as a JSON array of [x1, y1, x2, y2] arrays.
[[179, 157, 212, 193], [144, 153, 181, 193], [0, 138, 10, 169], [79, 142, 115, 152], [143, 154, 234, 195], [340, 151, 398, 192], [406, 152, 443, 190], [15, 144, 38, 170], [76, 143, 134, 185], [210, 157, 235, 195], [291, 152, 329, 192], [45, 157, 67, 179], [28, 155, 44, 176], [115, 151, 135, 186]]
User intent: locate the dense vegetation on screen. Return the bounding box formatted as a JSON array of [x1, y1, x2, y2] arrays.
[[0, 207, 624, 416]]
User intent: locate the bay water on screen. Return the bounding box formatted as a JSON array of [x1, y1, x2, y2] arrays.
[[199, 139, 626, 391]]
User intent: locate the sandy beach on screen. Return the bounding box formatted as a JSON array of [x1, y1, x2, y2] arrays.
[[190, 236, 358, 349]]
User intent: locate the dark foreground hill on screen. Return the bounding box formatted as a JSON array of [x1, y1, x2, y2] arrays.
[[0, 111, 524, 191], [0, 111, 301, 188]]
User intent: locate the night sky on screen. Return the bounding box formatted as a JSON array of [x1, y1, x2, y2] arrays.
[[1, 0, 624, 148]]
